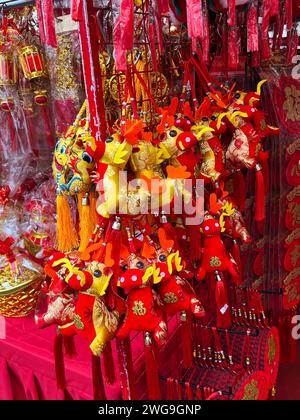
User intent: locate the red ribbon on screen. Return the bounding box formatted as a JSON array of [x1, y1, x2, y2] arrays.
[[261, 0, 272, 60], [186, 0, 204, 51], [286, 0, 293, 31], [36, 0, 57, 48], [71, 0, 83, 21], [113, 0, 134, 71], [227, 0, 236, 26], [247, 4, 258, 52]]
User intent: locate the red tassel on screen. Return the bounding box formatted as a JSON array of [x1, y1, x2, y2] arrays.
[[144, 333, 161, 400], [116, 338, 136, 400], [91, 354, 107, 400], [102, 342, 116, 385], [255, 167, 265, 221], [54, 333, 66, 389], [233, 171, 246, 212], [231, 240, 242, 274], [63, 335, 76, 358], [215, 273, 231, 328], [181, 312, 193, 368]]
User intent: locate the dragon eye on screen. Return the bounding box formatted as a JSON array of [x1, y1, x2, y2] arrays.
[[60, 145, 66, 154], [105, 137, 113, 143], [235, 93, 241, 99], [122, 265, 128, 271], [169, 130, 177, 137], [136, 261, 144, 269], [202, 117, 209, 122], [82, 152, 93, 163], [211, 115, 216, 121], [93, 269, 102, 277], [159, 254, 167, 262]]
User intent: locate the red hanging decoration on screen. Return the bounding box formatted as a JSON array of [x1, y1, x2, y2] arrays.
[[247, 4, 258, 52], [144, 333, 161, 400]]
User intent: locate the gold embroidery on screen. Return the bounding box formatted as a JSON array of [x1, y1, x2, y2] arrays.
[[210, 256, 221, 267], [268, 334, 276, 365], [163, 292, 178, 304], [74, 314, 84, 330], [242, 380, 260, 400], [132, 300, 147, 316], [283, 85, 300, 122]]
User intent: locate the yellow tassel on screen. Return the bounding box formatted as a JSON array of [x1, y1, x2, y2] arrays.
[[56, 194, 79, 252], [79, 193, 92, 252]]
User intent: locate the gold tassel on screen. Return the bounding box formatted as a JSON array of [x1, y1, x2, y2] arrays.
[[79, 193, 92, 252], [56, 193, 79, 252]]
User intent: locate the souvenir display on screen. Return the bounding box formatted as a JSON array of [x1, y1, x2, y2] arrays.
[[0, 0, 299, 402]]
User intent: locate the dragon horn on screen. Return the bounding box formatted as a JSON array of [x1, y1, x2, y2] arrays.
[[195, 126, 214, 140], [216, 112, 230, 130], [257, 80, 267, 95]]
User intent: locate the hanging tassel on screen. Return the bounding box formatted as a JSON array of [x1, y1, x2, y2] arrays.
[[181, 311, 193, 368], [231, 239, 242, 274], [255, 165, 265, 222], [144, 332, 161, 400], [54, 333, 66, 389], [233, 170, 246, 212], [63, 335, 76, 358], [102, 342, 116, 385], [79, 193, 93, 252], [91, 354, 107, 400], [215, 272, 231, 328], [56, 193, 79, 252]]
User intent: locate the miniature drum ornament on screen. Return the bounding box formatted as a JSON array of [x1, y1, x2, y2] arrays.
[[0, 52, 17, 86], [226, 326, 280, 389], [18, 45, 47, 80]]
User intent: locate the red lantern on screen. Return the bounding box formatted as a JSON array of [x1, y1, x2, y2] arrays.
[[18, 45, 47, 80], [0, 52, 16, 86]]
